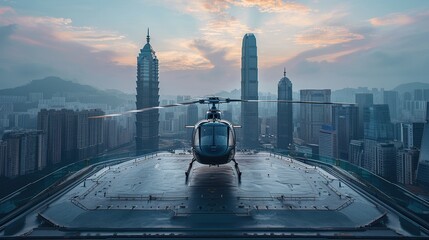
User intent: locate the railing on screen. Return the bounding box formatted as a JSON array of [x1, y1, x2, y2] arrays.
[[0, 150, 161, 222], [271, 149, 429, 224], [2, 147, 429, 228]]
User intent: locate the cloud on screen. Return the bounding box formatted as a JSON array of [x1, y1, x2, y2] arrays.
[[295, 26, 364, 47], [157, 50, 213, 71], [259, 13, 429, 93], [231, 0, 309, 13], [186, 0, 231, 13], [0, 10, 137, 92], [201, 15, 254, 38], [0, 10, 140, 67], [370, 13, 414, 27], [159, 38, 241, 95], [174, 0, 309, 14], [0, 6, 14, 15], [200, 15, 260, 63]]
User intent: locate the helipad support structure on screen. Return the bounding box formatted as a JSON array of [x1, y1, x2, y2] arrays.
[[0, 151, 428, 238]]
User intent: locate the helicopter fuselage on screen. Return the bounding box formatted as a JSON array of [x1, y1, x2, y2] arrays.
[[191, 119, 236, 165]]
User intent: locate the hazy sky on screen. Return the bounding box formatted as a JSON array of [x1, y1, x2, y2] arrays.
[[0, 0, 428, 95]]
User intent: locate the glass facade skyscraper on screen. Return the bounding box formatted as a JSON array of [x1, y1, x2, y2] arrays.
[[416, 103, 429, 186], [240, 33, 259, 148], [363, 104, 394, 141], [355, 93, 373, 139], [332, 105, 358, 160], [135, 29, 159, 153], [299, 89, 331, 144], [383, 91, 399, 121]]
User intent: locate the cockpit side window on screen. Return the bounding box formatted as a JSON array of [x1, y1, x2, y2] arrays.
[[194, 127, 199, 146], [228, 128, 234, 147]]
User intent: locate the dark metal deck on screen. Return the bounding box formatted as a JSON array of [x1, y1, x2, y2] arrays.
[[39, 152, 386, 232]]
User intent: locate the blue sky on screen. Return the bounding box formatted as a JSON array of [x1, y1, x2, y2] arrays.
[[0, 0, 428, 95]]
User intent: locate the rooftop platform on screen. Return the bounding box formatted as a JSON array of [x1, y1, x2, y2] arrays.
[[2, 151, 427, 238]]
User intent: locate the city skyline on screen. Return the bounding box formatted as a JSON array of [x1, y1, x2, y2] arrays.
[[1, 1, 429, 95]]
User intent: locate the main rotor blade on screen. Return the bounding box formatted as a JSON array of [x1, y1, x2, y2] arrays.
[[89, 96, 354, 119], [227, 99, 354, 105], [89, 100, 200, 119]]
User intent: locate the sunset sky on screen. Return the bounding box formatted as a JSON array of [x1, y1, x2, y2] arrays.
[[0, 0, 428, 95]]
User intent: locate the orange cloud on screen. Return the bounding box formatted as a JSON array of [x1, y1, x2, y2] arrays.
[[369, 13, 414, 26], [201, 15, 255, 38], [175, 0, 309, 15], [181, 0, 230, 14], [295, 27, 364, 47], [199, 15, 261, 65], [158, 50, 213, 71], [306, 47, 370, 63], [200, 0, 231, 13], [232, 0, 309, 13]]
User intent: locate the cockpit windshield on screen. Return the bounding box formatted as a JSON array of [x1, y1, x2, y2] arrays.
[[200, 123, 228, 147]]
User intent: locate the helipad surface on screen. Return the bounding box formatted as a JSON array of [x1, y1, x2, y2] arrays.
[[37, 152, 385, 230]]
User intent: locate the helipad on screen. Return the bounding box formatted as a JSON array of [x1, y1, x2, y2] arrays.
[[2, 151, 426, 238], [40, 152, 382, 230]]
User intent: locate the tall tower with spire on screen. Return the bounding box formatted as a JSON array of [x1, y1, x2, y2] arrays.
[[241, 33, 259, 149], [135, 28, 159, 153], [277, 68, 293, 149]]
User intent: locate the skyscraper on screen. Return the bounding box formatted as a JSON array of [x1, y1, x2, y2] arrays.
[[363, 105, 394, 141], [62, 109, 77, 162], [241, 33, 259, 148], [375, 143, 397, 181], [363, 104, 394, 172], [397, 122, 425, 149], [349, 140, 364, 167], [416, 102, 429, 186], [37, 109, 63, 165], [332, 105, 359, 160], [37, 109, 104, 163], [319, 124, 336, 160], [0, 141, 6, 176], [299, 89, 331, 144], [2, 130, 45, 178], [187, 104, 198, 141], [355, 93, 373, 139], [396, 149, 419, 185], [277, 69, 293, 149], [136, 29, 159, 153], [383, 91, 399, 121]]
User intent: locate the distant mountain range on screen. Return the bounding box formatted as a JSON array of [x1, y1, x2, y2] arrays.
[[393, 82, 429, 94], [0, 76, 133, 107], [1, 77, 427, 106], [213, 82, 429, 103]]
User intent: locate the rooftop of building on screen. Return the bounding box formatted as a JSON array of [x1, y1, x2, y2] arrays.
[[0, 151, 428, 238]]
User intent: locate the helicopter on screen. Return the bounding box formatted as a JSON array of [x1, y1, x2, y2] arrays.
[[92, 96, 351, 181]]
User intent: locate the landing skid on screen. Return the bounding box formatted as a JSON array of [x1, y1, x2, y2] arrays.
[[185, 158, 196, 182], [232, 158, 242, 182]]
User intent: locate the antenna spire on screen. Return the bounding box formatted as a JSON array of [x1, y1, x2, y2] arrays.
[[283, 67, 286, 77], [146, 28, 150, 43]]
